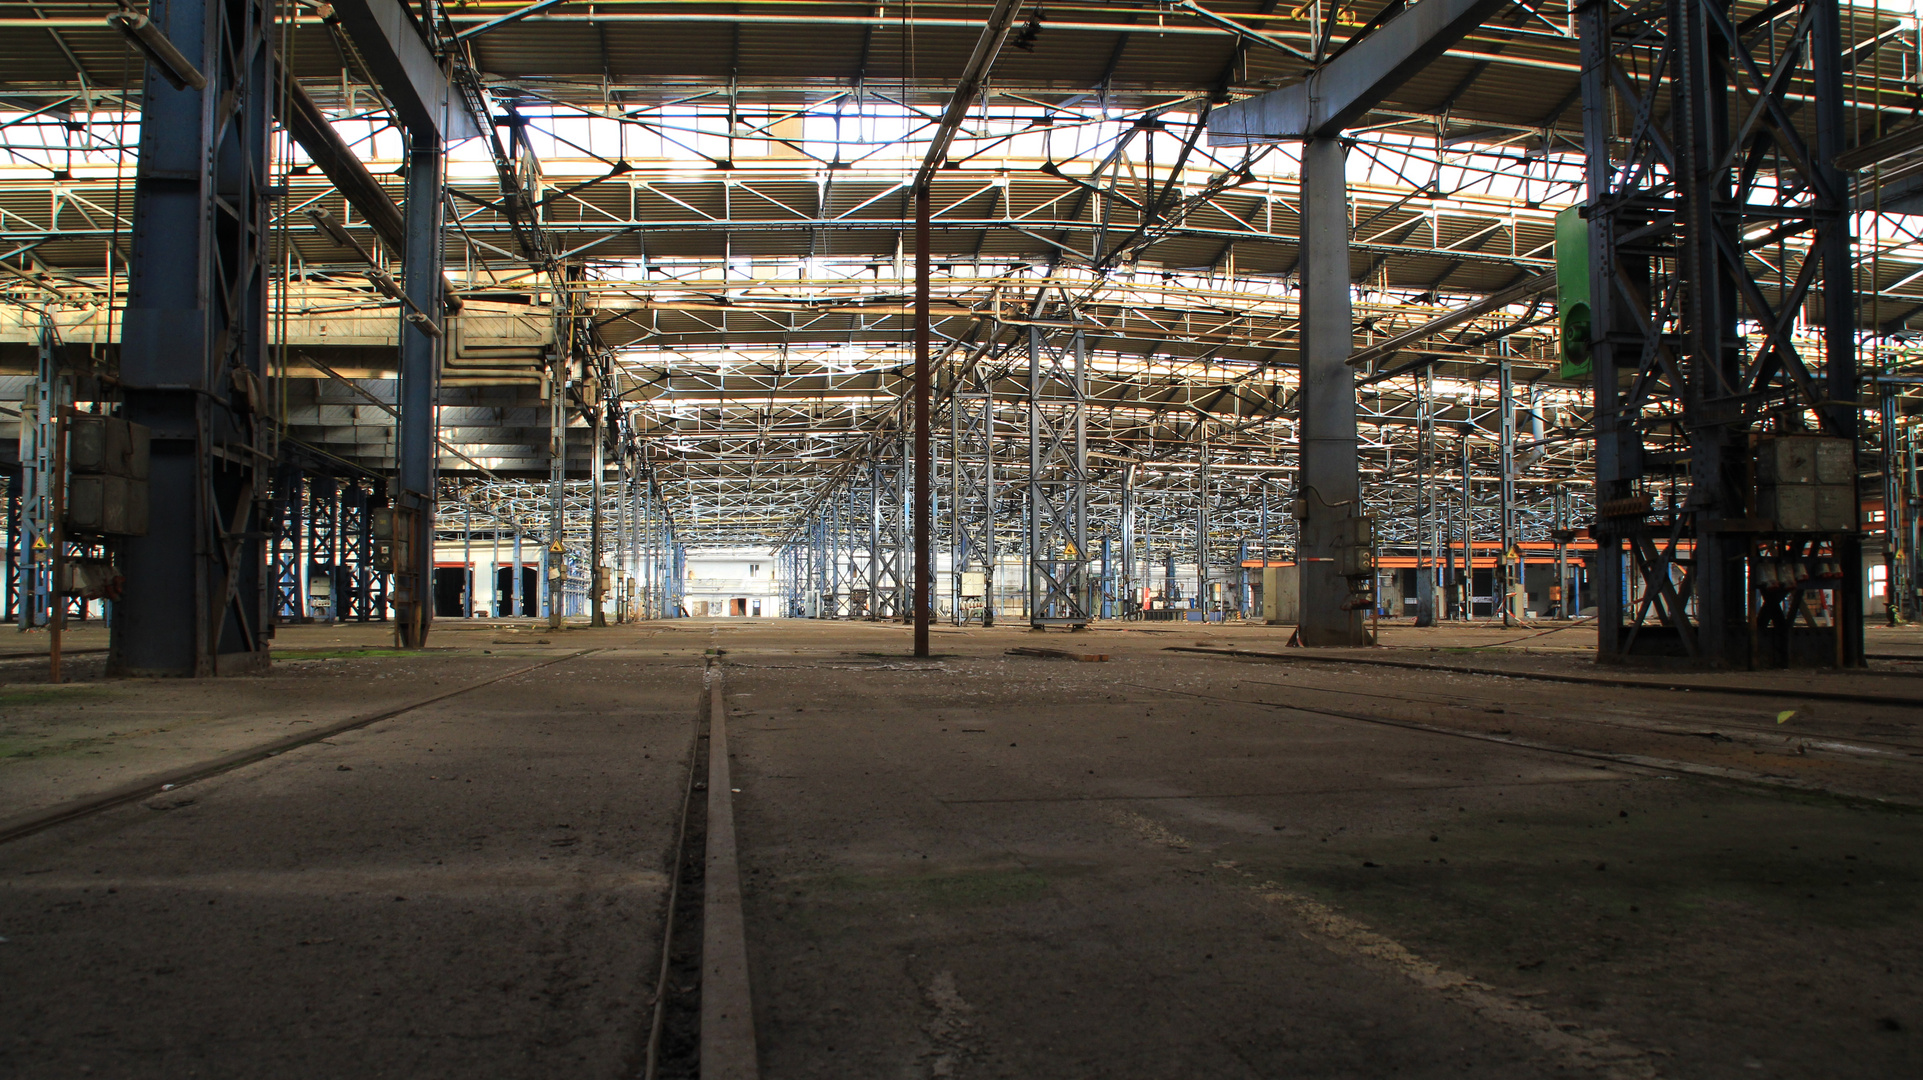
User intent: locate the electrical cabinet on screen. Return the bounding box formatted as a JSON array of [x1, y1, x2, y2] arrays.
[[63, 414, 152, 536], [1755, 435, 1856, 533]]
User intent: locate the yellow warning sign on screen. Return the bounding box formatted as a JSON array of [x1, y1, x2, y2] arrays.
[[549, 540, 566, 553], [32, 536, 49, 551]]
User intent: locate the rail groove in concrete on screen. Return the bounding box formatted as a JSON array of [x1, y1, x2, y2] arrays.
[[0, 649, 600, 846], [1168, 646, 1923, 708], [700, 663, 760, 1080]]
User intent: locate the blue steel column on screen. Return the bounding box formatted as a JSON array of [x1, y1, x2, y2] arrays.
[[394, 136, 443, 647], [113, 0, 273, 675], [1812, 0, 1863, 660]]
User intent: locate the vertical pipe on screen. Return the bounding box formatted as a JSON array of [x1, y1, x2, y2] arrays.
[[914, 184, 932, 656], [513, 528, 524, 617]]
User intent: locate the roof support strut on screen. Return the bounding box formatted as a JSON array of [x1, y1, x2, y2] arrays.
[[1206, 0, 1504, 646]]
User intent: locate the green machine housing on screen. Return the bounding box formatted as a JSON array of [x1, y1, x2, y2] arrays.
[[1555, 205, 1591, 380]]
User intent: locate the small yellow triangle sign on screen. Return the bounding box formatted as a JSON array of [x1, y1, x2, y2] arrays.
[[32, 536, 49, 550]]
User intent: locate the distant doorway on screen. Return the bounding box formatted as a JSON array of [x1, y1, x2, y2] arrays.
[[496, 565, 538, 616], [433, 567, 470, 617], [730, 597, 747, 616]]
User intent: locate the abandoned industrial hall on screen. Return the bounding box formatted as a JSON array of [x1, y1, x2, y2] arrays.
[[1, 0, 1920, 1076]]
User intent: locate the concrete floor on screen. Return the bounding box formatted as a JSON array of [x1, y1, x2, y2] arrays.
[[2, 617, 1920, 1078]]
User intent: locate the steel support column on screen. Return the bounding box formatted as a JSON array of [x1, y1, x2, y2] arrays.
[[1580, 0, 1862, 667], [512, 528, 524, 617], [1295, 137, 1371, 646], [1415, 367, 1437, 626], [112, 0, 272, 675], [546, 337, 568, 630], [1025, 324, 1091, 627], [393, 136, 444, 647], [913, 184, 932, 654], [590, 403, 606, 627], [951, 385, 996, 625], [1498, 357, 1518, 626]]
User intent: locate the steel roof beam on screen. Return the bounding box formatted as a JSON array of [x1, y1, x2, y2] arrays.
[[331, 0, 481, 146], [1207, 0, 1512, 144]]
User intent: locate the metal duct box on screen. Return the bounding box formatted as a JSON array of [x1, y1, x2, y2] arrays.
[[68, 415, 151, 479], [66, 474, 150, 536]]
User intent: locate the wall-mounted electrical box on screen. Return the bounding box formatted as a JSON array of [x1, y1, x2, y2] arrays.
[[1755, 435, 1856, 533], [1555, 205, 1592, 381], [1335, 515, 1376, 576], [65, 414, 152, 536]]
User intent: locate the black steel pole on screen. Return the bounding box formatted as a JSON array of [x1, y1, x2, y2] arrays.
[[914, 184, 932, 657]]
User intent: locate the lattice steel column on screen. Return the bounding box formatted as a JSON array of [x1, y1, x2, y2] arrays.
[[1025, 324, 1091, 627], [546, 327, 569, 630], [4, 470, 20, 625], [307, 475, 340, 622], [590, 402, 606, 627], [950, 384, 997, 624], [20, 328, 68, 629], [341, 483, 375, 621], [1579, 0, 1861, 667], [1415, 368, 1438, 626], [1120, 463, 1137, 619]]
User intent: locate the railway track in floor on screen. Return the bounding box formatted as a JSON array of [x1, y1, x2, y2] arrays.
[[1166, 645, 1923, 708], [0, 648, 605, 846], [1126, 670, 1923, 810], [1225, 675, 1923, 763], [645, 653, 759, 1080], [0, 646, 761, 1078]]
